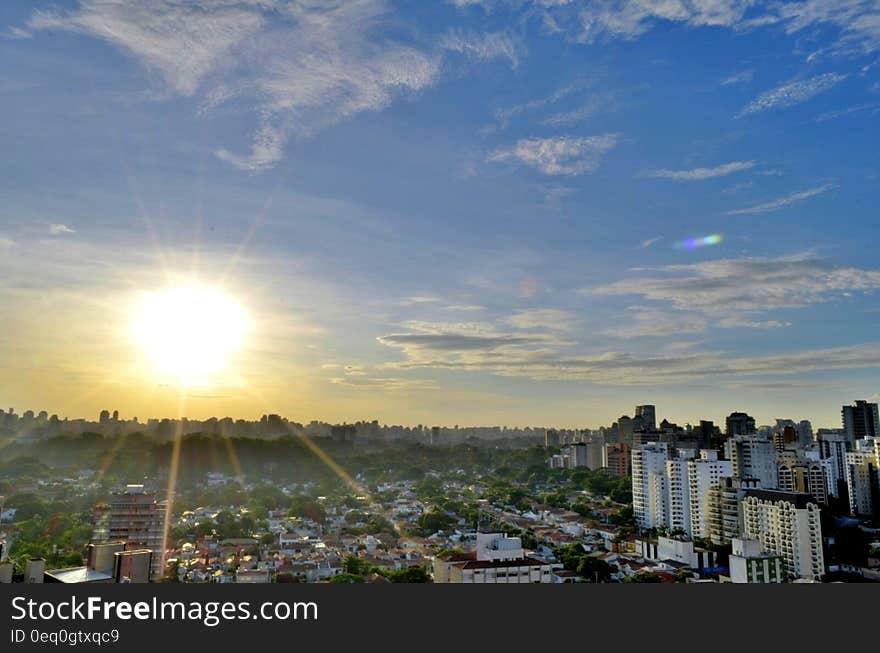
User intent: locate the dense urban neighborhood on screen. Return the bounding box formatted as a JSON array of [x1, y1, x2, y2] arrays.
[[1, 400, 879, 584]]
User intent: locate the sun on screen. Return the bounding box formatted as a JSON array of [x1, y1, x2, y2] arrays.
[[132, 284, 248, 385]]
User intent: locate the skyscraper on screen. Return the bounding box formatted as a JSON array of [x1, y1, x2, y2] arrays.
[[634, 405, 657, 431], [842, 400, 880, 443], [726, 412, 757, 437]]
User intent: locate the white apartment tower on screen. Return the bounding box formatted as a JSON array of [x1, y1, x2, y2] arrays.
[[688, 450, 733, 540], [741, 490, 825, 581], [632, 442, 670, 532]]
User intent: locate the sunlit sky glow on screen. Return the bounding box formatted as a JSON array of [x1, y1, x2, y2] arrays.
[[1, 1, 879, 428]]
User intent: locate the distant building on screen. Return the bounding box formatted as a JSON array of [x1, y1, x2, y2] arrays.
[[817, 431, 850, 498], [741, 489, 824, 581], [634, 405, 657, 431], [604, 443, 631, 478], [842, 400, 879, 444], [544, 429, 561, 449], [726, 412, 756, 437]]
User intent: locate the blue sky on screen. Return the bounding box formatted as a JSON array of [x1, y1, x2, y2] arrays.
[[1, 0, 879, 428]]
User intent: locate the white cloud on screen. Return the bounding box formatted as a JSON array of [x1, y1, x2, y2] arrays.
[[26, 1, 443, 170], [642, 160, 756, 181], [724, 183, 835, 215], [440, 29, 522, 68], [27, 0, 265, 96], [488, 134, 618, 175], [49, 223, 76, 235], [517, 1, 880, 57], [737, 73, 848, 117]]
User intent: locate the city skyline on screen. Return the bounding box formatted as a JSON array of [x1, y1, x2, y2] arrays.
[[1, 398, 875, 434], [2, 1, 880, 427]]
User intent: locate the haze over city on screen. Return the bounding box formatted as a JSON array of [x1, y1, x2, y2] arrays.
[[1, 1, 879, 428]]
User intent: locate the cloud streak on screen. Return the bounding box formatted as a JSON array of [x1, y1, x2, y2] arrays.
[[724, 183, 835, 215], [737, 73, 848, 117], [642, 160, 756, 181]]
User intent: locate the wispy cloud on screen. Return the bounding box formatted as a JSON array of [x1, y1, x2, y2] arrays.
[[638, 236, 663, 249], [721, 69, 754, 85], [492, 78, 594, 129], [724, 183, 835, 215], [506, 309, 578, 331], [737, 73, 848, 117], [641, 160, 756, 181], [26, 1, 513, 170], [488, 134, 619, 176], [330, 375, 439, 393], [509, 1, 880, 58], [589, 252, 880, 314], [440, 29, 522, 69], [49, 223, 76, 235], [541, 90, 618, 127], [810, 101, 880, 123]]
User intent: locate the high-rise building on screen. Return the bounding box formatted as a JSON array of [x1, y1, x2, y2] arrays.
[[634, 405, 657, 431], [707, 477, 756, 546], [842, 400, 879, 443], [778, 461, 827, 506], [603, 443, 631, 477], [688, 450, 733, 540], [725, 435, 778, 489], [844, 438, 879, 517], [726, 412, 756, 437], [741, 489, 825, 581], [544, 429, 560, 449], [817, 431, 850, 498], [666, 452, 696, 536], [93, 485, 165, 581], [631, 442, 670, 532]]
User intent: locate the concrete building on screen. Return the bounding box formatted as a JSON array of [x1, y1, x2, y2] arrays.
[[741, 489, 825, 581]]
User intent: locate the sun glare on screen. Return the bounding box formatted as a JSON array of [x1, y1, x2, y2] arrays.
[[132, 285, 248, 384]]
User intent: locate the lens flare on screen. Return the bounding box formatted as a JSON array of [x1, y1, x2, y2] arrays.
[[677, 234, 722, 249]]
